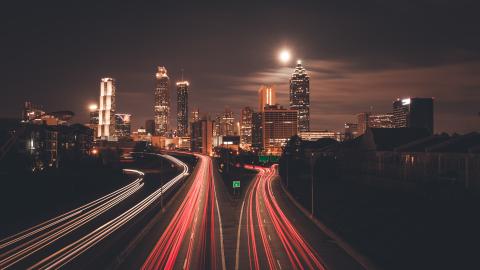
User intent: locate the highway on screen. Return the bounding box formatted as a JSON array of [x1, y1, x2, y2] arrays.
[[235, 165, 366, 270], [1, 154, 369, 270], [0, 153, 188, 269], [119, 154, 226, 270]]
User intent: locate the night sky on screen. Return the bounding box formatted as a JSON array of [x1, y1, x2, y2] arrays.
[[1, 1, 479, 133]]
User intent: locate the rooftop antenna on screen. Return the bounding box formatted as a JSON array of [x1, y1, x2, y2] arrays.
[[181, 68, 184, 81]]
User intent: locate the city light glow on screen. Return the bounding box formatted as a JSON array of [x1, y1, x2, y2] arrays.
[[88, 104, 98, 111]]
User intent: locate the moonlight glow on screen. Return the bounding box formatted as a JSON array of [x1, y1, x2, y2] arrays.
[[279, 49, 291, 63]]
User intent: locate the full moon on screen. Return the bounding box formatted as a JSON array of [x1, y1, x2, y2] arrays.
[[279, 49, 291, 63]]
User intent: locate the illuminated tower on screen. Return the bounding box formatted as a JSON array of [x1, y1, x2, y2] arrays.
[[176, 81, 189, 136], [258, 85, 276, 112], [154, 66, 170, 136], [240, 106, 253, 149], [98, 78, 116, 140], [114, 113, 131, 139], [263, 104, 298, 155], [289, 60, 310, 132], [221, 108, 235, 136]]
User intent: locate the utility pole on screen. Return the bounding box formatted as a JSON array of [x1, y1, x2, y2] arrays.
[[286, 153, 289, 188], [310, 152, 316, 217], [160, 157, 164, 211]]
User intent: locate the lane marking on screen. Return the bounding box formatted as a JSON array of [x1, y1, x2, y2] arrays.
[[212, 160, 227, 270], [277, 259, 282, 270], [235, 199, 246, 270]]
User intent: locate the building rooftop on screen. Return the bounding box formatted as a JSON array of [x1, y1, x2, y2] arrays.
[[426, 132, 480, 153], [361, 128, 431, 151], [394, 134, 451, 152]]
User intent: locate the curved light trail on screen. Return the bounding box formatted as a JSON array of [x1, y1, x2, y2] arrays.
[[244, 165, 326, 270], [0, 153, 187, 269], [28, 154, 189, 270], [142, 154, 222, 270], [0, 169, 144, 269]]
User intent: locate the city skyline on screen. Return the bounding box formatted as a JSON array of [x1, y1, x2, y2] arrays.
[[1, 2, 479, 134], [1, 3, 480, 270]]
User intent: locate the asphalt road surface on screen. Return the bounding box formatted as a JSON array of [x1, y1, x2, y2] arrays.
[[0, 154, 369, 270], [234, 164, 366, 270], [0, 153, 188, 269]]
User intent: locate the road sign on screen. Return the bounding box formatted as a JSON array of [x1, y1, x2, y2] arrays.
[[232, 180, 240, 188]]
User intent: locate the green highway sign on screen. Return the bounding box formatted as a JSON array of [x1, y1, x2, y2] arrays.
[[232, 180, 240, 188], [259, 155, 280, 163]]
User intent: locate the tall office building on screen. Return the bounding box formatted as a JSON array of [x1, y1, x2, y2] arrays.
[[114, 113, 131, 139], [176, 81, 189, 136], [98, 78, 116, 140], [154, 66, 170, 136], [393, 97, 434, 134], [88, 104, 99, 138], [357, 112, 394, 134], [369, 113, 394, 129], [213, 115, 222, 137], [240, 106, 253, 150], [191, 118, 214, 155], [251, 112, 263, 153], [192, 108, 200, 123], [145, 119, 155, 135], [258, 85, 276, 112], [289, 60, 310, 132], [262, 104, 298, 155], [214, 108, 235, 137]]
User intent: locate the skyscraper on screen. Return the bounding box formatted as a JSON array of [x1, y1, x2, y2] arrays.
[[88, 104, 99, 138], [262, 104, 298, 155], [251, 112, 263, 153], [369, 113, 394, 129], [191, 118, 214, 155], [154, 66, 170, 136], [289, 60, 310, 132], [98, 78, 116, 140], [240, 106, 253, 150], [176, 81, 189, 136], [357, 112, 394, 134], [192, 108, 200, 123], [258, 85, 276, 112], [145, 119, 155, 135], [215, 108, 235, 136], [114, 113, 131, 139], [393, 97, 434, 134]]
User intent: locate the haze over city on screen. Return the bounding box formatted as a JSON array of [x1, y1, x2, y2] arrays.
[[1, 2, 479, 133]]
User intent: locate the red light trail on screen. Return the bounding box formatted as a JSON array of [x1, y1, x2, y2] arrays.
[[244, 165, 326, 270], [142, 154, 223, 270]]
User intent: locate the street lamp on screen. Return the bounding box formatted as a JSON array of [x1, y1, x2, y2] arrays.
[[88, 104, 98, 111]]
